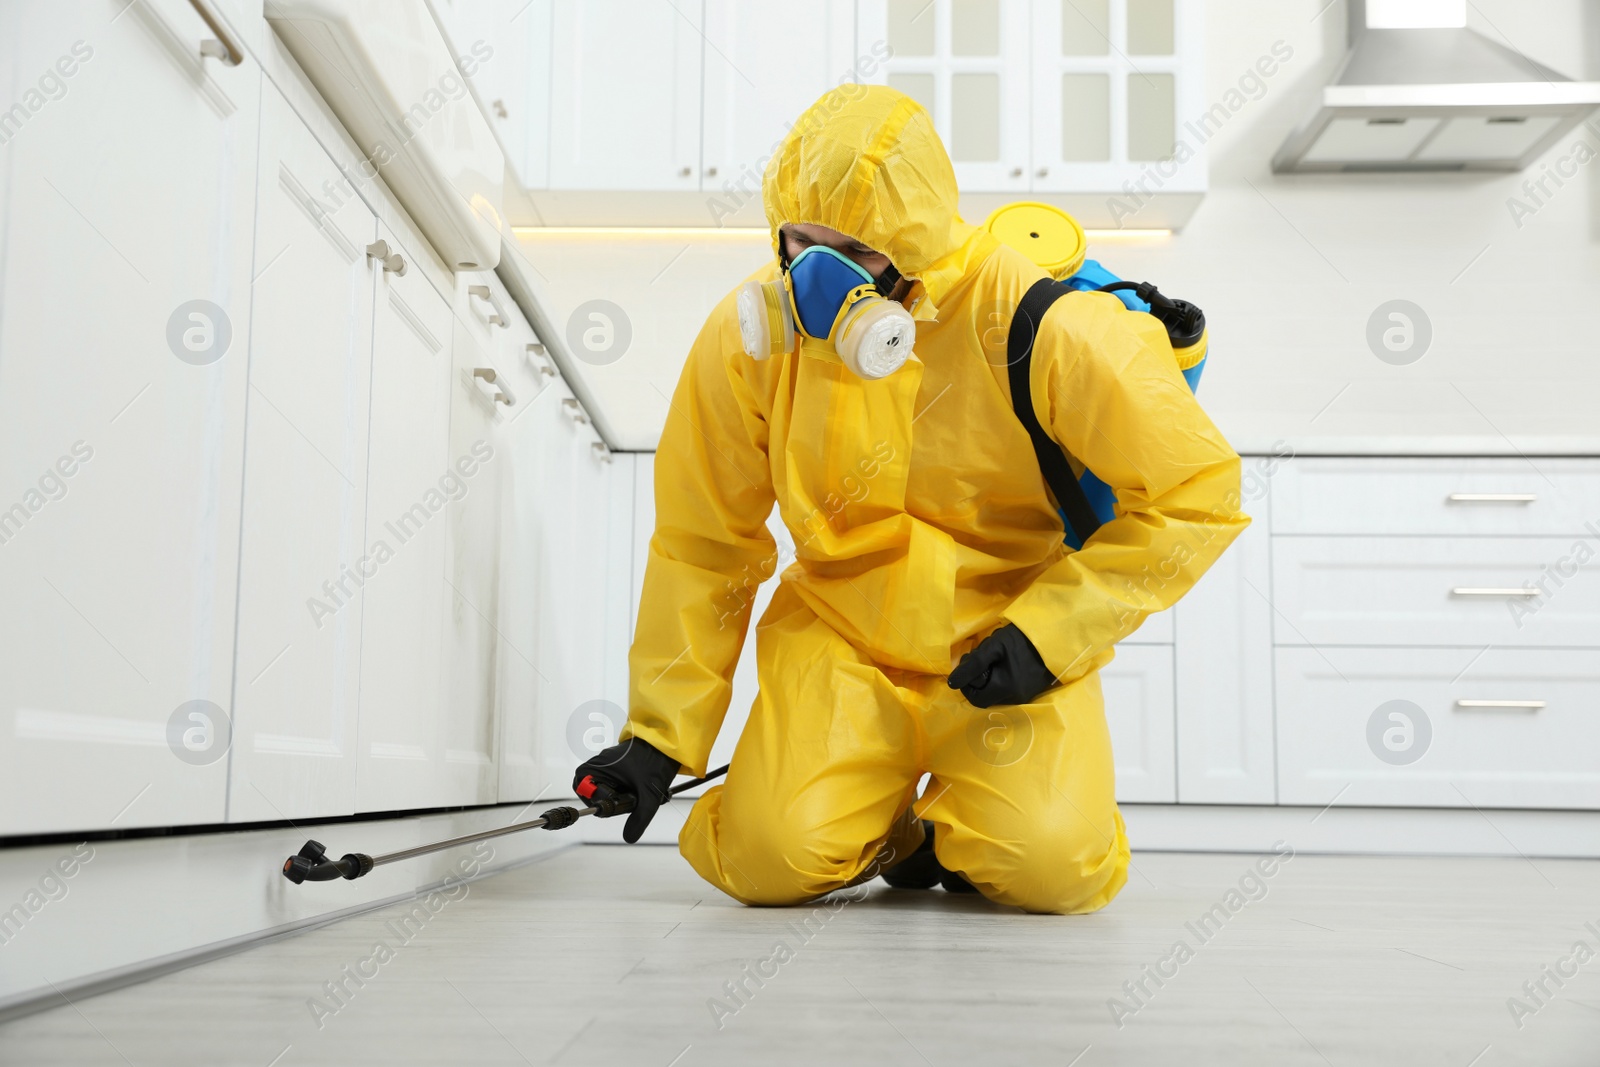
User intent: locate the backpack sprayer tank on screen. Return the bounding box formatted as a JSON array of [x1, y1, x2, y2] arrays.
[[982, 202, 1209, 549]]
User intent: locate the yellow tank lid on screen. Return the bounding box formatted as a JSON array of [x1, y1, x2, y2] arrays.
[[982, 202, 1087, 280]]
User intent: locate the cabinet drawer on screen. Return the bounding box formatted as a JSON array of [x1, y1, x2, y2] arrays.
[[1273, 458, 1600, 536], [1276, 647, 1600, 810], [1102, 645, 1175, 804], [1272, 536, 1600, 649]]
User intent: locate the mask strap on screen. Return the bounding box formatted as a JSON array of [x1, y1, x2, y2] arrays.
[[873, 263, 901, 297]]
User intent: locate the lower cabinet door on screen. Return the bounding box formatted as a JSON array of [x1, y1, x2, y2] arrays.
[[1276, 646, 1600, 810], [0, 0, 259, 834], [493, 321, 557, 802], [353, 225, 454, 812], [228, 84, 376, 823], [1101, 644, 1177, 803], [535, 386, 616, 796], [438, 313, 504, 804], [1174, 516, 1276, 804]]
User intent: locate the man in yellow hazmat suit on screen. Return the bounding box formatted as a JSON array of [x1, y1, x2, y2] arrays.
[[574, 85, 1248, 914]]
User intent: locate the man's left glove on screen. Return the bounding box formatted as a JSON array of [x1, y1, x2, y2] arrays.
[[572, 737, 680, 843], [947, 623, 1059, 708]]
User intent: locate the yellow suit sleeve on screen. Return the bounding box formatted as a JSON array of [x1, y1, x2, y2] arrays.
[[1002, 291, 1249, 684], [622, 298, 776, 776]]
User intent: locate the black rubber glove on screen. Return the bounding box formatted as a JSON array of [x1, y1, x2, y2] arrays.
[[572, 737, 680, 844], [947, 623, 1059, 708]]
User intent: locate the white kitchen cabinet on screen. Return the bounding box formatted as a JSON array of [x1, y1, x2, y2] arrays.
[[1276, 646, 1600, 811], [547, 0, 702, 191], [493, 310, 561, 801], [1102, 644, 1176, 803], [701, 0, 856, 194], [353, 224, 454, 813], [437, 276, 512, 805], [229, 84, 377, 823], [519, 1, 1206, 224], [434, 0, 548, 190], [602, 453, 638, 712], [858, 0, 1206, 200], [532, 379, 581, 793], [0, 0, 259, 834], [869, 0, 1033, 193], [1272, 535, 1600, 650], [534, 385, 618, 795], [1027, 0, 1206, 196], [1174, 513, 1275, 803], [1272, 458, 1600, 537]]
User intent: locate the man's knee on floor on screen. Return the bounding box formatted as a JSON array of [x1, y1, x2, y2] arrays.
[[710, 811, 880, 907], [957, 816, 1128, 915]]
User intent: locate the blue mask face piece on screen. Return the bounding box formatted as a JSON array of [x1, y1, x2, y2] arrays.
[[785, 245, 877, 340]]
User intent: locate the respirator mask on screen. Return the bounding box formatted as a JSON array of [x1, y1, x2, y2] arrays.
[[736, 243, 917, 380]]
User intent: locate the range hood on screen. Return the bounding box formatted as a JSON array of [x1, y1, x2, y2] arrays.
[[1273, 0, 1600, 172]]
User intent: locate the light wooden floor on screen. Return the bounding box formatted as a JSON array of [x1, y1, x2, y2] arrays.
[[4, 844, 1599, 1066]]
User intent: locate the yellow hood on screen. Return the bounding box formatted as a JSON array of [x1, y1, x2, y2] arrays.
[[762, 85, 993, 317]]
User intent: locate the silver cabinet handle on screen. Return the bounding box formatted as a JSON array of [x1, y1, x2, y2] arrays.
[[365, 240, 406, 276], [190, 0, 243, 65], [472, 367, 513, 406], [1010, 167, 1023, 177], [1451, 587, 1539, 597], [1455, 699, 1545, 711], [492, 99, 508, 119], [591, 441, 613, 464], [466, 284, 508, 328], [526, 343, 557, 377], [678, 166, 692, 178], [1447, 493, 1537, 503], [1036, 167, 1049, 178], [561, 397, 589, 425]]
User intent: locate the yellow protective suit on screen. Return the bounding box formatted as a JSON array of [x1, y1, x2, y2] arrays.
[[624, 86, 1248, 914]]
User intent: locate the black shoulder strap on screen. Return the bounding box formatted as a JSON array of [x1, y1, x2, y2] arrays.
[[1006, 278, 1103, 547]]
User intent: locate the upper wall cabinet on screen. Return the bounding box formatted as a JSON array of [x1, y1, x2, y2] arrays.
[[510, 0, 1205, 227], [433, 0, 549, 192], [700, 0, 857, 199], [518, 0, 883, 225], [546, 0, 704, 192], [862, 0, 1206, 225], [872, 0, 1033, 195], [1033, 0, 1205, 197]]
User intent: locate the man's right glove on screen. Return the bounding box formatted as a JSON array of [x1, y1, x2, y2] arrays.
[[947, 623, 1059, 708], [572, 737, 680, 843]]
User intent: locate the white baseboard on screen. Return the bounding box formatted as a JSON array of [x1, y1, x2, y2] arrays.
[[0, 803, 574, 1021], [593, 797, 1600, 859]]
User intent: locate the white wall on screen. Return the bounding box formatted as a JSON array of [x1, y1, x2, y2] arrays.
[[515, 0, 1600, 454]]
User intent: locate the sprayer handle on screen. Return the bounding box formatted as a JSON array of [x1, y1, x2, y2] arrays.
[[575, 775, 637, 818]]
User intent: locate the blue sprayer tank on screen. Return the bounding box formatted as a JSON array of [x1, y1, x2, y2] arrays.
[[983, 202, 1209, 549]]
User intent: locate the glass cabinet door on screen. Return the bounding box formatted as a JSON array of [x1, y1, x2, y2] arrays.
[[878, 0, 1032, 194], [1031, 0, 1203, 199], [864, 0, 1205, 208]]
